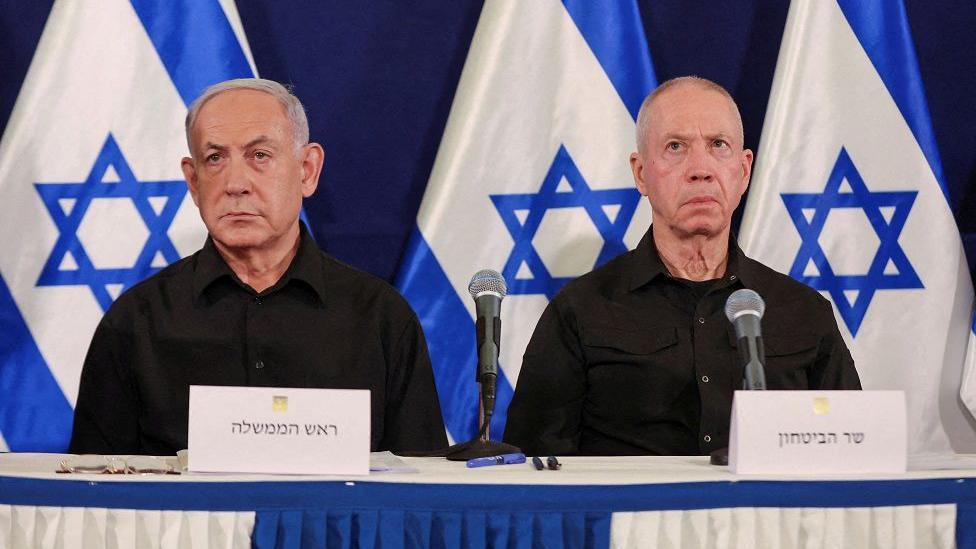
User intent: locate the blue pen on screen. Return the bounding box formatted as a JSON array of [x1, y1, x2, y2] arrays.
[[466, 452, 526, 468]]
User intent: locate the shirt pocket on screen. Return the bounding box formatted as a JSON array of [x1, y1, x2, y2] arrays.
[[763, 334, 820, 388], [581, 327, 678, 361], [580, 327, 688, 417]]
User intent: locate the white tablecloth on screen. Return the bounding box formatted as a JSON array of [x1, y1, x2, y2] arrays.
[[2, 453, 975, 548]]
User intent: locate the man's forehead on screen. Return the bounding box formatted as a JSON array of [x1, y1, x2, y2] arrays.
[[199, 88, 282, 112], [650, 84, 739, 135], [192, 90, 291, 145], [196, 90, 288, 127], [653, 81, 731, 108]]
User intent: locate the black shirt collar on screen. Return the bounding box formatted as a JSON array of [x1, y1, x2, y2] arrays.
[[192, 223, 326, 305], [627, 225, 757, 292], [627, 228, 668, 291]]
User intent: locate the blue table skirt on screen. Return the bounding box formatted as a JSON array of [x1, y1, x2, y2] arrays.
[[3, 476, 976, 548]]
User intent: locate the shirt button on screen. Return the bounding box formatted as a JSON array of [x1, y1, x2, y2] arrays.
[[698, 317, 705, 324], [704, 435, 712, 443], [254, 297, 262, 305], [701, 375, 710, 383], [730, 275, 736, 281], [255, 360, 265, 369]]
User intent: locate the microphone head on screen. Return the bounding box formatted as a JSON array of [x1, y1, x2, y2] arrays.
[[468, 269, 507, 300], [725, 288, 765, 322]]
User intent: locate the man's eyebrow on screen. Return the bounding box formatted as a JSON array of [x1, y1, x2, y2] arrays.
[[202, 136, 275, 151], [203, 142, 228, 152], [661, 131, 734, 141], [244, 135, 273, 149], [661, 131, 693, 141]]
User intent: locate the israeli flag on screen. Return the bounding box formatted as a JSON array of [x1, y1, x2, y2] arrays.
[[739, 0, 976, 455], [0, 0, 256, 451], [396, 0, 656, 442]]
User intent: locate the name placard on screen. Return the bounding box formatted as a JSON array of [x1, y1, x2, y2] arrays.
[[187, 385, 370, 475], [729, 390, 906, 475]]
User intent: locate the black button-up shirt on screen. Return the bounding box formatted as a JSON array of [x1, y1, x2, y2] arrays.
[[504, 227, 860, 456], [69, 225, 447, 455]]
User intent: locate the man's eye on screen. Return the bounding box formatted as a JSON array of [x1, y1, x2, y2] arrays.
[[666, 142, 682, 151], [713, 140, 728, 148], [206, 153, 221, 163], [254, 151, 268, 160]]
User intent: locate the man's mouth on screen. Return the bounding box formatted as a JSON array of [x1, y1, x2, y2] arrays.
[[220, 211, 258, 219]]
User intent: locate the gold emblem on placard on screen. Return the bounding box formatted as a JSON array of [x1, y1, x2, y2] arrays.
[[813, 397, 830, 415], [273, 395, 288, 412]]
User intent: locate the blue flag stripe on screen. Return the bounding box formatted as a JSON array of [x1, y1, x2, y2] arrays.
[[562, 0, 657, 119], [837, 0, 949, 204], [0, 273, 73, 451], [396, 229, 514, 442], [129, 0, 254, 107]]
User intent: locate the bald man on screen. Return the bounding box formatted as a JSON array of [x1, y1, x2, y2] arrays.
[[504, 76, 860, 456]]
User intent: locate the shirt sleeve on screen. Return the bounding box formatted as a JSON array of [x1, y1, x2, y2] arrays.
[[503, 297, 586, 456], [380, 310, 448, 452], [810, 297, 862, 390], [68, 314, 142, 454]]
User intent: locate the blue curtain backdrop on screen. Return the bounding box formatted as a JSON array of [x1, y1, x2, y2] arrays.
[[2, 1, 973, 288]]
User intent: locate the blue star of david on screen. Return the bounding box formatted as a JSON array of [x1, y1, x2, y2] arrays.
[[490, 145, 641, 299], [781, 147, 922, 336], [35, 134, 188, 312]]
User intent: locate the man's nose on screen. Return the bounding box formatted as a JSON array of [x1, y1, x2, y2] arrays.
[[685, 144, 714, 182], [224, 156, 252, 195]]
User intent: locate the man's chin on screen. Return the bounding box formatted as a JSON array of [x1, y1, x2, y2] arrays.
[[211, 228, 268, 251], [673, 218, 728, 239]]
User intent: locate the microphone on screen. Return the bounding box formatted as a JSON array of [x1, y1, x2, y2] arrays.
[[724, 289, 767, 390], [467, 269, 507, 419], [400, 269, 519, 461]]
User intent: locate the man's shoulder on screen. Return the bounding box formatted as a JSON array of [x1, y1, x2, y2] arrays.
[[94, 252, 197, 328], [313, 250, 418, 318], [550, 247, 636, 307], [740, 254, 834, 319], [114, 253, 196, 301]]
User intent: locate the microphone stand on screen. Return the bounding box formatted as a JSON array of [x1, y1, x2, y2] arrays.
[[444, 375, 520, 461], [394, 374, 521, 460]]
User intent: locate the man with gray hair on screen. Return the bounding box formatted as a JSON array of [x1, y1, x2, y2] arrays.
[[504, 76, 860, 456], [70, 78, 447, 455]]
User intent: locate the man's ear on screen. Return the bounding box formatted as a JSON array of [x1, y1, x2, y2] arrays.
[[630, 152, 649, 196], [300, 143, 325, 198], [739, 148, 754, 195], [181, 157, 200, 207]]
